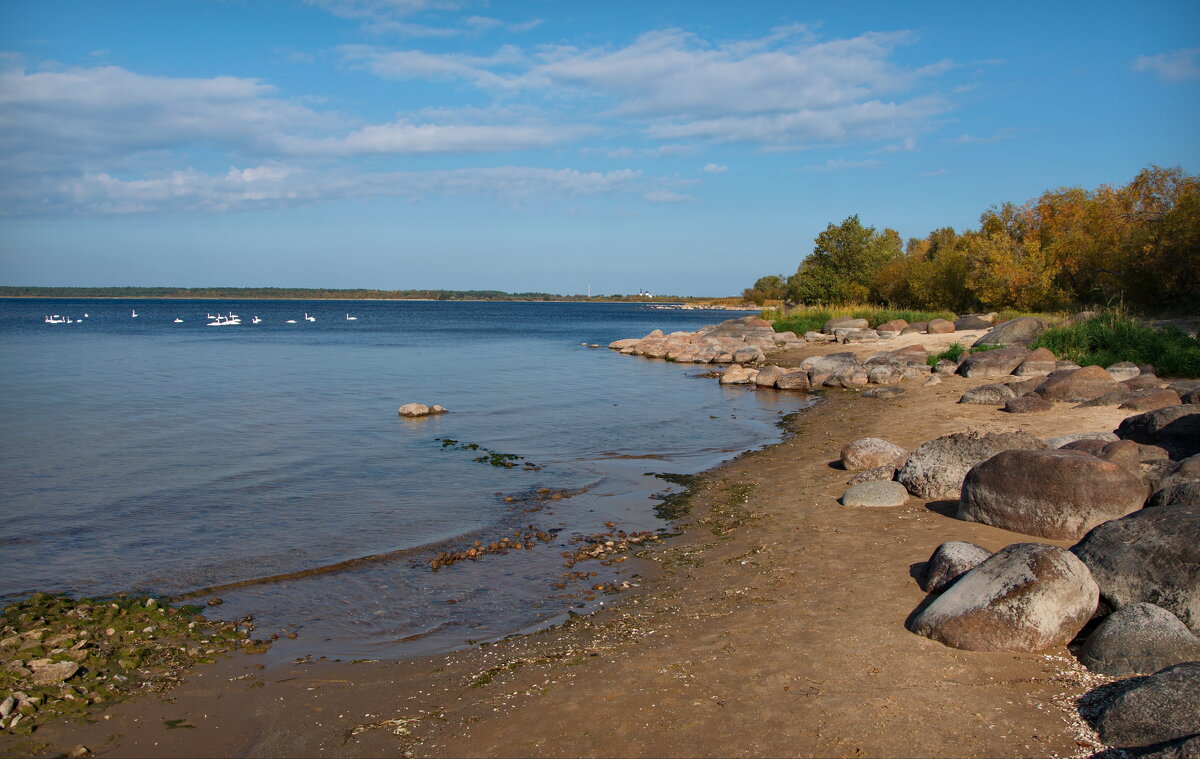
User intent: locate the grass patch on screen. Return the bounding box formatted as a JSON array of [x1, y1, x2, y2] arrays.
[[762, 305, 954, 334], [1031, 312, 1200, 378], [927, 342, 966, 366]]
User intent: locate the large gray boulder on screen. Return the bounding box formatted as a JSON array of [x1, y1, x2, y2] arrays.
[[1107, 361, 1143, 381], [1037, 366, 1121, 402], [1121, 389, 1184, 412], [973, 317, 1047, 346], [908, 543, 1098, 652], [840, 438, 909, 471], [753, 365, 785, 387], [897, 430, 1046, 500], [1072, 505, 1200, 634], [1092, 662, 1200, 752], [919, 541, 993, 594], [1116, 405, 1200, 459], [1003, 396, 1053, 414], [1080, 603, 1200, 676], [775, 370, 811, 391], [957, 347, 1032, 378], [1148, 481, 1200, 508], [958, 449, 1147, 540]]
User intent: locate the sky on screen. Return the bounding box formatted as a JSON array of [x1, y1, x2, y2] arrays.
[[0, 1, 1197, 296]]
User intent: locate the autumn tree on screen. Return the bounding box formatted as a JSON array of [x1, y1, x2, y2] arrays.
[[787, 215, 902, 304]]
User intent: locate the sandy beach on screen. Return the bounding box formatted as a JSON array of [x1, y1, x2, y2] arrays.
[[11, 329, 1143, 758]]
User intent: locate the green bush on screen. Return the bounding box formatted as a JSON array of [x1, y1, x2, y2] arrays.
[[1031, 313, 1200, 378], [927, 343, 967, 366], [765, 305, 955, 335]]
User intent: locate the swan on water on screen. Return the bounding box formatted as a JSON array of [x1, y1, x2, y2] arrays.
[[131, 309, 138, 318], [346, 314, 358, 320], [304, 313, 316, 322], [285, 319, 297, 324], [173, 318, 184, 323], [252, 316, 262, 324]]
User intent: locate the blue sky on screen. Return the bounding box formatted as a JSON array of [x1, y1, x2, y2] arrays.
[[1, 1, 1197, 295]]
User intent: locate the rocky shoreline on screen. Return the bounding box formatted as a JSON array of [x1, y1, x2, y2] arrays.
[[4, 312, 1198, 758]]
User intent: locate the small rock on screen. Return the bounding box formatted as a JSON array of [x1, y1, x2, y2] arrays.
[[841, 481, 909, 508], [932, 359, 958, 375], [775, 370, 810, 391], [68, 746, 91, 759], [30, 659, 79, 685], [923, 375, 942, 387], [398, 403, 430, 417], [719, 364, 758, 385]]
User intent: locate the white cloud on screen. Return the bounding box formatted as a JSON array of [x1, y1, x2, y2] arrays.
[[1133, 48, 1200, 82], [282, 120, 589, 155], [920, 168, 946, 176], [342, 25, 956, 147], [308, 0, 540, 37], [873, 136, 917, 153], [948, 129, 1015, 145], [701, 162, 727, 174], [581, 143, 697, 159], [643, 189, 693, 203], [799, 158, 881, 173], [12, 165, 645, 216]]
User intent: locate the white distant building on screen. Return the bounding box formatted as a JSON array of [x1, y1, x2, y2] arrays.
[[639, 289, 654, 297]]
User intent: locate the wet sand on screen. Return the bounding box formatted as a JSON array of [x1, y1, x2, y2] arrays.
[[13, 331, 1137, 758]]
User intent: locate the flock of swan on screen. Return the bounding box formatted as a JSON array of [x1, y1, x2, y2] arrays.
[[43, 309, 360, 326]]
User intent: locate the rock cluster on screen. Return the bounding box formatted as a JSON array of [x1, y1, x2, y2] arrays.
[[398, 403, 448, 418]]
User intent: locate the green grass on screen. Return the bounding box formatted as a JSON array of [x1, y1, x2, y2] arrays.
[[927, 343, 967, 366], [1031, 313, 1200, 378], [762, 305, 954, 335]]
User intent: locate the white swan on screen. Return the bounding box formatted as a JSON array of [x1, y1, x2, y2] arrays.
[[346, 313, 357, 320], [285, 319, 297, 324], [131, 309, 138, 318], [304, 313, 316, 322], [252, 316, 262, 324], [173, 318, 184, 323]]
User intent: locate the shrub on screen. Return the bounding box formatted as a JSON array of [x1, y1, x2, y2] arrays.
[[1031, 313, 1200, 378]]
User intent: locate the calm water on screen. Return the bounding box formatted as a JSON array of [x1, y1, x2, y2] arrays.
[[0, 299, 811, 660]]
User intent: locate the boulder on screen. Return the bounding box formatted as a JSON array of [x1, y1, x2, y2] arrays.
[[841, 481, 909, 508], [1108, 361, 1142, 381], [398, 403, 448, 417], [1006, 376, 1048, 396], [876, 319, 909, 333], [773, 331, 798, 343], [867, 364, 903, 385], [1184, 388, 1200, 404], [775, 371, 811, 391], [1003, 396, 1053, 414], [1076, 387, 1146, 407], [1125, 372, 1166, 391], [959, 383, 1017, 405], [29, 659, 80, 685], [902, 323, 927, 335], [927, 318, 955, 334], [1080, 603, 1200, 676], [933, 359, 959, 375], [959, 449, 1147, 540], [897, 430, 1045, 500], [919, 541, 993, 594], [840, 328, 880, 344], [731, 346, 766, 364], [1098, 439, 1144, 471], [1092, 662, 1200, 752], [1044, 431, 1119, 448], [862, 386, 906, 399], [801, 352, 859, 385], [1072, 504, 1200, 634], [840, 438, 909, 471], [1148, 481, 1200, 508], [1012, 347, 1057, 377], [608, 338, 641, 350], [908, 543, 1098, 652], [1116, 405, 1200, 459], [1036, 366, 1120, 402], [753, 365, 785, 387], [973, 317, 1047, 347], [954, 315, 993, 331], [823, 363, 869, 389], [957, 347, 1032, 378], [804, 331, 836, 342], [848, 465, 898, 485], [822, 317, 868, 334], [1120, 389, 1184, 412], [719, 365, 758, 385], [1060, 438, 1110, 456], [865, 345, 929, 366]]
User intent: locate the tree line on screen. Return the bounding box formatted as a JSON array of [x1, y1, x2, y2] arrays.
[[744, 166, 1198, 313]]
